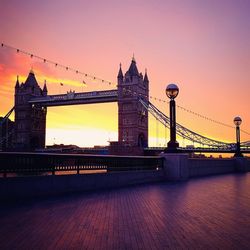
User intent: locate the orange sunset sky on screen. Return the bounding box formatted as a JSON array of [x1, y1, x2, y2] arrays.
[[0, 0, 249, 147]]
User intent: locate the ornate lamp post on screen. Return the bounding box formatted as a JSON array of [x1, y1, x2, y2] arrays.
[[165, 84, 179, 152], [234, 116, 243, 157]]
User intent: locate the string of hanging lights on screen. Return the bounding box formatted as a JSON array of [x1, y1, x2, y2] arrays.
[[1, 42, 114, 87]]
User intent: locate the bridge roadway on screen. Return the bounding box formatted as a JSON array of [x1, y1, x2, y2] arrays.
[[29, 89, 118, 106], [145, 147, 250, 154], [1, 174, 250, 249]]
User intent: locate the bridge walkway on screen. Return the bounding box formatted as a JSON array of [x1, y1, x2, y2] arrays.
[[0, 174, 250, 249]]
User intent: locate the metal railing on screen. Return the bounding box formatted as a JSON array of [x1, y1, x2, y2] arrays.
[[0, 152, 163, 177]]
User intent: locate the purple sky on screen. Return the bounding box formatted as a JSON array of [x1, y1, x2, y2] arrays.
[[0, 0, 250, 146]]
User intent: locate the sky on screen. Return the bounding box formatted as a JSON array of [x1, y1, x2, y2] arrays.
[[0, 0, 250, 147]]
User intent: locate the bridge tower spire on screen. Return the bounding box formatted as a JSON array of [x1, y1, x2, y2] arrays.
[[15, 75, 20, 89], [118, 63, 123, 79], [42, 80, 48, 96], [115, 57, 149, 155]]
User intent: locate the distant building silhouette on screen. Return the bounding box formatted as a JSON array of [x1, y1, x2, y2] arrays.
[[0, 117, 14, 151], [14, 71, 47, 150]]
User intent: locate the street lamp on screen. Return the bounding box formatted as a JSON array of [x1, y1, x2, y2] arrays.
[[165, 84, 179, 152], [234, 116, 243, 157]]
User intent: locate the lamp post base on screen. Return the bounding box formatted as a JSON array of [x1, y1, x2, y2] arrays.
[[234, 152, 243, 157], [164, 141, 179, 153]]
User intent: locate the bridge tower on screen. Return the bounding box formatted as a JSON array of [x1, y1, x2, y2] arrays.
[[14, 71, 47, 150], [115, 57, 149, 154]]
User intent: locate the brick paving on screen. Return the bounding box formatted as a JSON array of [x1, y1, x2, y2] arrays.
[[1, 173, 250, 249]]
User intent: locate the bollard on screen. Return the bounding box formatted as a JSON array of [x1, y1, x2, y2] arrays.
[[235, 157, 247, 173], [161, 153, 189, 181]]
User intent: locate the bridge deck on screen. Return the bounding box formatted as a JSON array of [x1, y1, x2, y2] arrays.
[[1, 174, 250, 249], [29, 89, 118, 107]]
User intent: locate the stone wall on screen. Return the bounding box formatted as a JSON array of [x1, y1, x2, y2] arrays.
[[0, 170, 165, 201], [1, 157, 249, 201], [188, 158, 235, 177]]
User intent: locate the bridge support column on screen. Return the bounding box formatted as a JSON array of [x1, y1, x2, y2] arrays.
[[162, 153, 189, 181], [235, 157, 247, 173]]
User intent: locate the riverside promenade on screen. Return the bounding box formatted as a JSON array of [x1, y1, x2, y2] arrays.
[[1, 173, 250, 249]]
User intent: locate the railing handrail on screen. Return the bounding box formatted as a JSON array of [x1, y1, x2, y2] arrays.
[[0, 151, 162, 159]]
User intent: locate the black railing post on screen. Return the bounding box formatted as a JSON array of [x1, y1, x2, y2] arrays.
[[52, 165, 55, 176], [77, 159, 80, 174]]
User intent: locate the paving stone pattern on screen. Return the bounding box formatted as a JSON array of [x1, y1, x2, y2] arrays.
[[1, 173, 250, 249]]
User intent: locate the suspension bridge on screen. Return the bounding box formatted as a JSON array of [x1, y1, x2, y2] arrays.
[[1, 88, 250, 154], [0, 43, 249, 154]]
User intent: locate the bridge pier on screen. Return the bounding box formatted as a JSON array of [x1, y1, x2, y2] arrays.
[[161, 153, 189, 181], [235, 157, 248, 173]]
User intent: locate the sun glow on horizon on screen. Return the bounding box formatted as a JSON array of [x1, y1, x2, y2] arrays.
[[46, 127, 118, 147]]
